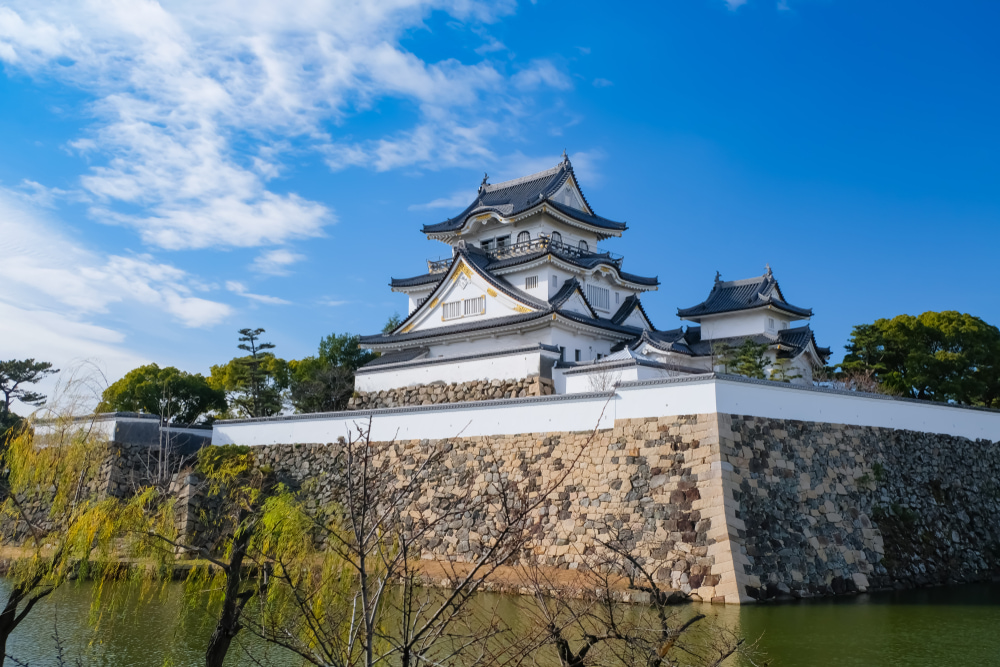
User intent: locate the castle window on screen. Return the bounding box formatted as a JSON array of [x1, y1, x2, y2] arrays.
[[586, 284, 611, 312], [768, 317, 775, 331], [578, 240, 589, 251], [550, 231, 562, 244], [464, 295, 485, 316], [550, 275, 558, 289], [442, 301, 462, 320], [575, 349, 582, 362], [559, 346, 566, 362], [525, 275, 538, 290], [495, 235, 510, 250], [481, 238, 495, 251], [517, 231, 530, 244], [615, 292, 620, 304]]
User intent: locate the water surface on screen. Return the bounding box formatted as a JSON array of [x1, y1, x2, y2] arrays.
[[4, 579, 999, 666]]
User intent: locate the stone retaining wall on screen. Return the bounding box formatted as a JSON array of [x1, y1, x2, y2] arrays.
[[719, 414, 1000, 601], [347, 376, 554, 409], [254, 414, 742, 603]]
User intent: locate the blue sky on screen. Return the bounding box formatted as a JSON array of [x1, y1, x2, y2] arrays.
[[1, 0, 998, 403]]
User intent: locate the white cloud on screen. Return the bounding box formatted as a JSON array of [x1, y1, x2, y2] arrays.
[[0, 189, 233, 328], [592, 78, 613, 88], [475, 38, 507, 55], [725, 0, 749, 9], [409, 190, 477, 211], [512, 60, 573, 91], [226, 280, 291, 305], [318, 298, 350, 307], [0, 1, 571, 249], [250, 248, 306, 276]]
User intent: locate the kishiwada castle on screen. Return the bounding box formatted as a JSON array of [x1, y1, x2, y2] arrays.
[[352, 153, 830, 400], [196, 155, 1000, 604]]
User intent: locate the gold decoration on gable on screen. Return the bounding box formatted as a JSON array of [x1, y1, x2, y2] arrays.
[[451, 263, 473, 281], [514, 305, 532, 313], [487, 288, 498, 297], [401, 323, 415, 333], [429, 297, 439, 308]]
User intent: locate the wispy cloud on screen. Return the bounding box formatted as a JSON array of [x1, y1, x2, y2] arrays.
[[0, 1, 572, 249], [512, 59, 573, 91], [724, 0, 749, 9], [0, 189, 233, 328], [250, 248, 306, 276], [592, 78, 613, 88], [409, 190, 477, 211], [226, 281, 291, 305], [318, 298, 350, 307]]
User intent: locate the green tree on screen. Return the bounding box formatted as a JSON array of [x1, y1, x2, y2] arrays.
[[841, 311, 1000, 406], [209, 354, 289, 419], [0, 359, 58, 441], [289, 333, 377, 413], [713, 340, 770, 380], [382, 313, 402, 334], [97, 364, 226, 424]]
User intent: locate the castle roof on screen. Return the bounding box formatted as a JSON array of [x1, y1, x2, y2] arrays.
[[676, 266, 813, 320], [421, 156, 627, 236], [620, 324, 830, 363], [362, 244, 651, 349], [390, 243, 658, 292]]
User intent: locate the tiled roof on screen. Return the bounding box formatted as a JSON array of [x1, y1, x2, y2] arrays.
[[611, 294, 655, 328], [391, 245, 658, 291], [677, 268, 813, 319], [360, 311, 550, 346], [363, 347, 430, 367], [421, 157, 626, 234], [547, 277, 596, 317], [623, 323, 829, 363]]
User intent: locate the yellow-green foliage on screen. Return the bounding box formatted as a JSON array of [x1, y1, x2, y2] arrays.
[[1, 418, 105, 518]]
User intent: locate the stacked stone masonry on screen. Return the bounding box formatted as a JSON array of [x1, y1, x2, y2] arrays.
[[254, 414, 744, 604], [6, 412, 998, 605], [348, 376, 554, 409], [720, 414, 1000, 601]]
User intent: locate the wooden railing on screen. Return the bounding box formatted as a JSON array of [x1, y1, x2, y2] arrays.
[[427, 236, 622, 274]]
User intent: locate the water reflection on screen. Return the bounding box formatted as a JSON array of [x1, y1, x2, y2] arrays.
[[4, 579, 999, 666]]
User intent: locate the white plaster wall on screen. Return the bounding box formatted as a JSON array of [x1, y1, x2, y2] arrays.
[[711, 378, 1000, 441], [699, 311, 800, 341], [427, 329, 554, 357], [356, 351, 545, 391], [214, 375, 1000, 447]]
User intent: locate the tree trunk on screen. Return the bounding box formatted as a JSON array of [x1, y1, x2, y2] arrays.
[[205, 517, 253, 667], [0, 584, 26, 667]]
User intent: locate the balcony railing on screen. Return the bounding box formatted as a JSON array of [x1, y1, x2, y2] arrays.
[[427, 235, 622, 274]]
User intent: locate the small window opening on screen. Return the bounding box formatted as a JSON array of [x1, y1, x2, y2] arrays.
[[574, 349, 582, 362], [578, 240, 589, 251], [525, 275, 538, 290], [550, 231, 562, 244], [517, 231, 530, 244]]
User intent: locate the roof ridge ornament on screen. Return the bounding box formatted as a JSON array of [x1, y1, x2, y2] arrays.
[[562, 148, 569, 165], [479, 172, 489, 193], [765, 263, 773, 277], [714, 270, 721, 285]]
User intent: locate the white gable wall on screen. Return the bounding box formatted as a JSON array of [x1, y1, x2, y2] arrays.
[[405, 265, 535, 333], [698, 310, 800, 341]]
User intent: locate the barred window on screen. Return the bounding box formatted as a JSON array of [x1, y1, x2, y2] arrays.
[[525, 275, 538, 290], [442, 301, 462, 320], [517, 231, 530, 243], [578, 240, 589, 251], [586, 284, 611, 311], [550, 231, 562, 244], [464, 295, 485, 316]]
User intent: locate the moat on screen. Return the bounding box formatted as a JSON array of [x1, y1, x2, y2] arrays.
[[5, 579, 999, 666]]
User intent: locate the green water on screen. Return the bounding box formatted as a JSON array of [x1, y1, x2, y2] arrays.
[[3, 580, 1000, 666]]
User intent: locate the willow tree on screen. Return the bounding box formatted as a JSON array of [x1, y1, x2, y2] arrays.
[[235, 418, 600, 667], [0, 417, 130, 666]]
